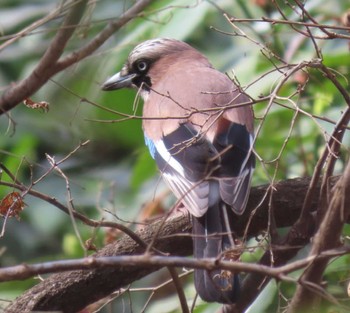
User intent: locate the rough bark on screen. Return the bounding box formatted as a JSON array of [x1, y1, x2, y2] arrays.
[[4, 176, 340, 313], [286, 165, 350, 312]]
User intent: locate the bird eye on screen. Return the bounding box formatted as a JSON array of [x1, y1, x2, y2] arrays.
[[136, 60, 148, 72]]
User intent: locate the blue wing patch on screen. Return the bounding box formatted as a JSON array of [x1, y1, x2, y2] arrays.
[[144, 135, 156, 159]]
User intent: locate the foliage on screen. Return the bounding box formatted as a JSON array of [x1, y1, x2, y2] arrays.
[[0, 0, 349, 312]]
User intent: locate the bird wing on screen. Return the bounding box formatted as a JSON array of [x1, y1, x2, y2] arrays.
[[213, 121, 255, 215], [145, 124, 215, 217], [145, 118, 254, 217]]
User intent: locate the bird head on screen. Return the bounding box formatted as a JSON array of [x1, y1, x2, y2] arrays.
[[101, 38, 210, 99]]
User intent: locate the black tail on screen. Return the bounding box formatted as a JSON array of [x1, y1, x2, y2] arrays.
[[192, 202, 240, 304]]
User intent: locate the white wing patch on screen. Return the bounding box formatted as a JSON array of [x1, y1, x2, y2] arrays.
[[155, 140, 185, 176], [154, 140, 209, 217]]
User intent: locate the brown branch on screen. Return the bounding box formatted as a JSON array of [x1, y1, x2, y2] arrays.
[[294, 0, 335, 39], [0, 2, 69, 51], [255, 17, 350, 31], [54, 0, 154, 72], [2, 245, 350, 286], [0, 0, 154, 115], [212, 174, 341, 313], [287, 161, 350, 312], [227, 100, 350, 312], [0, 0, 88, 114], [4, 213, 192, 313], [167, 267, 190, 313], [4, 176, 340, 313], [0, 178, 150, 251], [226, 171, 349, 313], [299, 63, 350, 227], [314, 65, 350, 246], [227, 17, 350, 39]]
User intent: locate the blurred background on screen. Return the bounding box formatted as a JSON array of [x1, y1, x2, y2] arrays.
[[0, 0, 349, 312]]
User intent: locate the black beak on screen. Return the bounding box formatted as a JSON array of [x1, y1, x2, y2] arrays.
[[101, 72, 137, 91]]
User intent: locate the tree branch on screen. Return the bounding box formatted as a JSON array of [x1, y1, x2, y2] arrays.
[[5, 213, 192, 313], [0, 0, 154, 115], [287, 161, 350, 312], [54, 0, 154, 72], [4, 176, 340, 313], [0, 0, 88, 114]]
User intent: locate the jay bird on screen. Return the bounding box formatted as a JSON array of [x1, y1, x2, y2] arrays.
[[102, 38, 255, 304]]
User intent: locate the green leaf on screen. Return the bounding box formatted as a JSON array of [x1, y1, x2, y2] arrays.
[[130, 147, 157, 190], [1, 133, 38, 184], [313, 92, 333, 115]]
